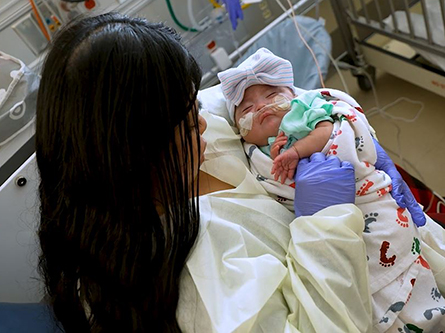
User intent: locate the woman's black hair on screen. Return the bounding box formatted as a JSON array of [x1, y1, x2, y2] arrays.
[[36, 13, 202, 332]]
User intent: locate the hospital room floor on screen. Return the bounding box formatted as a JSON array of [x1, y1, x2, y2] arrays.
[[325, 69, 445, 197]]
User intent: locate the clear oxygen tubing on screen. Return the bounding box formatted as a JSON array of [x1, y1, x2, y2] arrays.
[[274, 0, 349, 92], [285, 0, 325, 88], [281, 1, 349, 93], [338, 61, 426, 182], [238, 94, 292, 137]]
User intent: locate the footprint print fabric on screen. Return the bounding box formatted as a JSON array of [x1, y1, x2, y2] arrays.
[[363, 212, 378, 233], [307, 90, 443, 330], [244, 88, 445, 329], [379, 241, 397, 267]]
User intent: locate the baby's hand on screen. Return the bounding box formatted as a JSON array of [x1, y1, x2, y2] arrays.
[[270, 132, 288, 160], [271, 147, 300, 184]]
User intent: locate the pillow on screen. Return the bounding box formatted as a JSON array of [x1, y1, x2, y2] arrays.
[[198, 84, 237, 130], [197, 86, 250, 186]]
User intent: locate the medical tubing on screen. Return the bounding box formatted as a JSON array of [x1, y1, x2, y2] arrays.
[[274, 0, 350, 94], [344, 60, 425, 125], [370, 100, 424, 181], [380, 140, 426, 183], [339, 61, 381, 111], [187, 0, 208, 31], [0, 116, 35, 146], [332, 60, 426, 183], [165, 0, 198, 32], [367, 97, 424, 123], [286, 0, 325, 88], [229, 26, 242, 62], [297, 27, 350, 94], [254, 99, 289, 118]]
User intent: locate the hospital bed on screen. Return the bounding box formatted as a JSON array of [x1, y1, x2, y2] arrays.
[[331, 0, 445, 97]]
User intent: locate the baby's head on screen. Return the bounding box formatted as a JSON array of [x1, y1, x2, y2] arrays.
[[218, 48, 296, 146], [234, 84, 294, 146]]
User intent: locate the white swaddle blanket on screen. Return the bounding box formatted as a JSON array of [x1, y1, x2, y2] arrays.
[[245, 88, 445, 331]]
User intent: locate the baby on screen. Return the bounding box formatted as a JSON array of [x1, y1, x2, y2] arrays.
[[218, 48, 445, 331], [230, 82, 334, 185]]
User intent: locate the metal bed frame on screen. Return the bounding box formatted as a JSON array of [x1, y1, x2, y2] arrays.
[[331, 0, 445, 96]]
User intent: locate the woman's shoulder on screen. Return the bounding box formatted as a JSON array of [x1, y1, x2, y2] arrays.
[[198, 171, 234, 195]]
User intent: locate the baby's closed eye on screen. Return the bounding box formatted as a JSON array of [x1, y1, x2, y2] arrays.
[[241, 105, 253, 114]]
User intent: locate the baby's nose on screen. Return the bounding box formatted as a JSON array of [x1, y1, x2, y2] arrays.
[[256, 103, 266, 111], [256, 99, 269, 112], [257, 94, 277, 109]]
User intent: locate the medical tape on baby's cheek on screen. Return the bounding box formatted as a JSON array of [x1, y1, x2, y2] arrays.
[[239, 112, 254, 137], [267, 94, 292, 111]]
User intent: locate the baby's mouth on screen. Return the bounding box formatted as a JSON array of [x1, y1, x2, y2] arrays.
[[259, 110, 273, 124]]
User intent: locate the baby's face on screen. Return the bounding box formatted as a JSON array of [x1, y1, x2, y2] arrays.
[[235, 85, 295, 146]]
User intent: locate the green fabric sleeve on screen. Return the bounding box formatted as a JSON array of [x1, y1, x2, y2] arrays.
[[279, 90, 334, 140], [265, 91, 334, 156]]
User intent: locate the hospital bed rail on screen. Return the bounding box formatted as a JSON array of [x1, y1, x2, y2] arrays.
[[331, 0, 445, 96]]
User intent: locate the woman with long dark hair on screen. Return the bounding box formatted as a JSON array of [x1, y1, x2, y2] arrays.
[[36, 13, 205, 332]]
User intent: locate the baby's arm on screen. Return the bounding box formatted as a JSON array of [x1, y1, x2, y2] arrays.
[[290, 121, 333, 158], [271, 121, 334, 184]]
